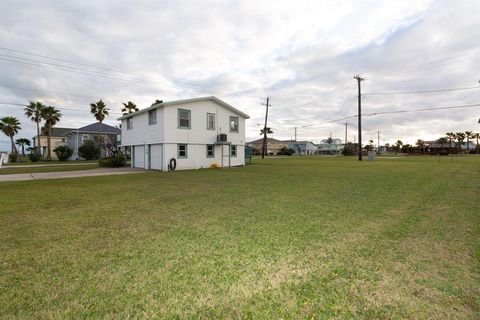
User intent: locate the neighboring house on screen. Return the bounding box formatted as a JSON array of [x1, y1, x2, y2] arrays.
[[65, 122, 121, 160], [246, 138, 286, 156], [287, 140, 317, 155], [317, 138, 344, 155], [118, 96, 249, 170], [425, 140, 477, 153], [32, 127, 75, 160]]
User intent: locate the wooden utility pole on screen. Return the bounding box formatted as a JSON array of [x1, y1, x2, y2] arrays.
[[345, 122, 348, 145], [377, 130, 380, 152], [294, 127, 297, 141], [261, 96, 270, 159], [354, 75, 364, 161]]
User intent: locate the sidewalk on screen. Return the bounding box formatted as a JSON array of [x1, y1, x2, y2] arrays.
[[0, 167, 145, 182], [1, 162, 97, 168]]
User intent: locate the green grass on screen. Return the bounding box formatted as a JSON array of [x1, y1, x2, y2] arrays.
[[4, 160, 98, 166], [0, 156, 479, 319], [0, 163, 99, 174]]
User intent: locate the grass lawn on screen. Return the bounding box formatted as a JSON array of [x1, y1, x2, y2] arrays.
[[0, 163, 99, 175], [0, 156, 479, 318], [4, 160, 98, 166]]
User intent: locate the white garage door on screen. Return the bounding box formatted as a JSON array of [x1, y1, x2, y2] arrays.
[[150, 144, 163, 170], [134, 145, 145, 168]]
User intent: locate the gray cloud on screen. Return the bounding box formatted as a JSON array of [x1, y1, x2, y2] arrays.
[[0, 0, 479, 151]]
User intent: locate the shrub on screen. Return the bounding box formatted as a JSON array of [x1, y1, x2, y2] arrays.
[[53, 145, 73, 161], [78, 140, 100, 160], [99, 152, 127, 167], [8, 153, 17, 162], [278, 146, 295, 156], [28, 152, 42, 162], [342, 146, 354, 156]]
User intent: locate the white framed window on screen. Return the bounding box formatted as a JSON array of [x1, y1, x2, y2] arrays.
[[178, 109, 191, 129], [229, 116, 239, 133], [148, 109, 157, 125], [126, 117, 133, 130], [82, 135, 89, 144], [207, 113, 215, 130], [230, 145, 237, 157], [206, 145, 215, 158], [178, 144, 188, 158]]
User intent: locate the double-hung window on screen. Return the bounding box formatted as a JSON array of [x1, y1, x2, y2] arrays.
[[207, 113, 215, 130], [178, 144, 188, 158], [229, 116, 239, 133], [178, 109, 191, 129], [230, 145, 237, 157], [206, 145, 215, 158], [148, 109, 157, 125], [126, 117, 133, 130]]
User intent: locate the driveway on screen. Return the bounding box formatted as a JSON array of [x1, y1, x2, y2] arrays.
[[0, 167, 146, 182]]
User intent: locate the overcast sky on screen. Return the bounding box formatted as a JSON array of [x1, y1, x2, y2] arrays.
[[0, 0, 479, 151]]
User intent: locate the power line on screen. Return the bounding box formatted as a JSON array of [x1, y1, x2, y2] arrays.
[[0, 101, 122, 114], [364, 103, 480, 116], [363, 85, 479, 96]]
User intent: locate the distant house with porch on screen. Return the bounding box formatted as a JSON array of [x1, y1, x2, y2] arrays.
[[317, 138, 344, 155], [64, 122, 121, 160], [286, 140, 317, 155], [32, 127, 75, 160], [247, 138, 287, 156]]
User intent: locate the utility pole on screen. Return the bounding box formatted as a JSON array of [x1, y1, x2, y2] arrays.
[[261, 96, 270, 159], [354, 75, 364, 161], [377, 130, 380, 152], [294, 127, 297, 141], [345, 122, 348, 145]]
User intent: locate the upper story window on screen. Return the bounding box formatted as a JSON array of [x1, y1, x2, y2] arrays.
[[229, 116, 239, 133], [207, 113, 215, 130], [148, 109, 157, 125], [178, 109, 191, 129], [126, 117, 133, 130]]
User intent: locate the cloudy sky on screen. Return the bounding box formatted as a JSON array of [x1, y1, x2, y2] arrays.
[[0, 0, 479, 151]]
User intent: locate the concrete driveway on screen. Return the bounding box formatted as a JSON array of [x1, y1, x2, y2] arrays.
[[0, 167, 146, 182]]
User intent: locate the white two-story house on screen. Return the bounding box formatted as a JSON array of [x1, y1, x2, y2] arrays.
[[118, 96, 250, 170]]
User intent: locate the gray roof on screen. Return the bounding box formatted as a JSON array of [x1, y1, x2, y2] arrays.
[[40, 127, 76, 137], [76, 122, 121, 134], [117, 96, 250, 120]]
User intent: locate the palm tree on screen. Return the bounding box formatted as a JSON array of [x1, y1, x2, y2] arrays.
[[90, 99, 110, 155], [446, 132, 455, 150], [24, 101, 46, 154], [151, 99, 163, 107], [474, 132, 480, 154], [121, 101, 139, 116], [437, 137, 448, 151], [465, 131, 474, 151], [41, 106, 62, 160], [455, 132, 466, 152], [260, 127, 273, 135], [0, 117, 21, 160], [416, 139, 426, 154], [395, 140, 403, 153], [15, 138, 30, 156]]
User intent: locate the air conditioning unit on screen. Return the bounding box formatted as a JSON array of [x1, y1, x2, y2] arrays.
[[217, 134, 227, 142]]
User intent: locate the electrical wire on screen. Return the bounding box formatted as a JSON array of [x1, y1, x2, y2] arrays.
[[363, 86, 479, 95]]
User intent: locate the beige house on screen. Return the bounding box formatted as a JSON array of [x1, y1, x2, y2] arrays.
[[32, 127, 75, 160], [246, 138, 287, 156]]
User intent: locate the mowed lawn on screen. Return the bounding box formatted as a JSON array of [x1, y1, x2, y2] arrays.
[[0, 157, 479, 319]]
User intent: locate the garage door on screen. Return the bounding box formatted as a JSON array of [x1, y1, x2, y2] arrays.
[[150, 144, 163, 170], [134, 145, 145, 168]]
